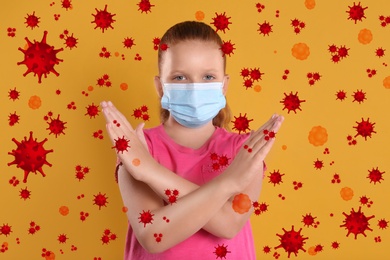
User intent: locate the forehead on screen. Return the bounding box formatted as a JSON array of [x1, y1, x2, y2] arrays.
[[161, 40, 224, 72]]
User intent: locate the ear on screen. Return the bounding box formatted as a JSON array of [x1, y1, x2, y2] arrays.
[[154, 76, 163, 98], [222, 74, 230, 95]]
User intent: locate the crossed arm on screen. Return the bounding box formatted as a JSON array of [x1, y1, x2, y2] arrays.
[[101, 101, 283, 253]]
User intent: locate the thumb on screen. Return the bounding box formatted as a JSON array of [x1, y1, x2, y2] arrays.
[[135, 122, 148, 148]]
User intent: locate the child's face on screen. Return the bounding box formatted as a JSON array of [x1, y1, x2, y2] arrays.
[[159, 40, 226, 84]]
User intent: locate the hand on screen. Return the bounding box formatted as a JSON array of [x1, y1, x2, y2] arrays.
[[101, 101, 154, 181], [225, 114, 284, 192]]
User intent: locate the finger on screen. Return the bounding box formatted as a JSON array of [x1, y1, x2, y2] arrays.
[[135, 122, 148, 149], [107, 101, 134, 132]]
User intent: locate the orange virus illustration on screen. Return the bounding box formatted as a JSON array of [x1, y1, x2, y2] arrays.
[[275, 226, 308, 258], [112, 136, 130, 154], [211, 12, 232, 33], [93, 192, 108, 210], [8, 131, 53, 183], [358, 28, 373, 45], [139, 210, 154, 227], [340, 207, 374, 239], [232, 193, 252, 214], [308, 126, 328, 146], [214, 244, 231, 259], [291, 42, 310, 60], [137, 0, 154, 14], [346, 2, 368, 24], [91, 5, 116, 32], [280, 91, 306, 113], [231, 113, 253, 133], [268, 170, 284, 186], [340, 187, 354, 201], [17, 31, 63, 83]]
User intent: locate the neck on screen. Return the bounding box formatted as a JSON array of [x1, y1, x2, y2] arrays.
[[163, 117, 216, 149]]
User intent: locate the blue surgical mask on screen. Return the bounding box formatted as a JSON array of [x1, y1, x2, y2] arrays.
[[161, 82, 226, 128]]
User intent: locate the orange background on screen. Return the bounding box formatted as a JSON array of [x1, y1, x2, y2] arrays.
[[1, 0, 389, 259]]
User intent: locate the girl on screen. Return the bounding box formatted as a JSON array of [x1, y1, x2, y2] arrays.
[[101, 21, 284, 259]]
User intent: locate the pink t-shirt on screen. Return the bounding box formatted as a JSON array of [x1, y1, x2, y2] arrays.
[[124, 124, 256, 260]]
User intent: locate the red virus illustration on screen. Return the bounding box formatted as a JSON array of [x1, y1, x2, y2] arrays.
[[132, 105, 150, 121], [220, 40, 236, 56], [275, 226, 308, 258], [17, 31, 64, 83], [9, 176, 20, 187], [280, 91, 306, 113], [378, 219, 389, 229], [20, 187, 32, 200], [214, 244, 231, 259], [46, 114, 67, 137], [139, 210, 154, 227], [231, 113, 253, 134], [137, 0, 154, 14], [291, 18, 306, 34], [379, 15, 390, 27], [7, 27, 16, 37], [112, 136, 130, 154], [340, 207, 374, 239], [99, 47, 111, 58], [91, 5, 116, 32], [313, 159, 324, 170], [165, 189, 179, 205], [331, 241, 340, 249], [211, 12, 232, 33], [93, 192, 109, 210], [328, 44, 350, 63], [352, 89, 366, 103], [256, 3, 265, 13], [123, 37, 136, 49], [152, 37, 160, 50], [61, 0, 72, 10], [240, 67, 264, 89], [302, 213, 320, 228], [0, 224, 12, 236], [253, 201, 268, 216], [25, 11, 40, 29], [263, 129, 276, 141], [96, 74, 111, 86], [59, 30, 78, 49], [367, 167, 385, 184], [346, 2, 368, 24], [353, 118, 376, 140], [366, 68, 377, 78], [359, 195, 373, 207], [80, 211, 89, 222], [8, 131, 53, 183], [8, 87, 20, 101], [85, 103, 100, 118], [282, 69, 290, 80], [331, 173, 341, 184], [336, 90, 347, 101], [375, 47, 385, 58], [8, 112, 20, 126], [58, 234, 68, 243], [307, 72, 321, 86], [101, 229, 117, 245], [75, 165, 90, 181], [268, 170, 284, 186], [209, 152, 230, 172], [154, 233, 163, 243], [293, 181, 303, 190], [28, 221, 41, 235], [258, 21, 273, 36]]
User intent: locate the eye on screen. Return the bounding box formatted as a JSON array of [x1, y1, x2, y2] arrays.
[[204, 75, 215, 81], [173, 75, 186, 81]]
